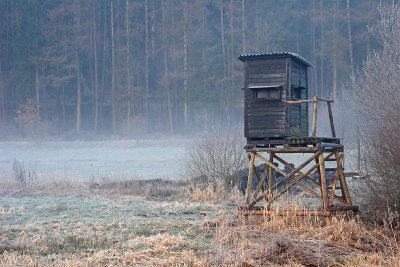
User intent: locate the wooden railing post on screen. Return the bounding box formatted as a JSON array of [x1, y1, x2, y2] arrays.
[[327, 101, 336, 137], [312, 96, 318, 137]]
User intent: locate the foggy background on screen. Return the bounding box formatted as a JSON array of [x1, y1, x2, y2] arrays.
[[0, 0, 385, 180]]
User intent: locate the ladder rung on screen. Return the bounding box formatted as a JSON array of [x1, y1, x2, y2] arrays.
[[327, 186, 342, 190], [325, 158, 337, 161], [325, 168, 338, 172]]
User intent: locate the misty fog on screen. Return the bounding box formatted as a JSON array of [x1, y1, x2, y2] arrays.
[[0, 0, 383, 181]]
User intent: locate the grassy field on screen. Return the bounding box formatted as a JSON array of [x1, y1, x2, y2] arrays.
[[1, 180, 399, 266]]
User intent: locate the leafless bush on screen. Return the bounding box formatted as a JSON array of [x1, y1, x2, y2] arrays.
[[12, 159, 37, 189], [353, 3, 400, 211], [185, 134, 247, 186]]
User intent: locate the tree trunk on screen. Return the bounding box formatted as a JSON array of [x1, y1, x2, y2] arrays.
[[220, 0, 230, 127], [0, 57, 4, 124], [35, 63, 40, 117], [346, 0, 360, 173], [241, 0, 246, 53], [347, 0, 355, 76], [162, 0, 173, 133], [111, 0, 116, 135], [126, 0, 132, 134], [332, 0, 337, 100], [93, 0, 99, 133], [75, 0, 81, 136], [319, 0, 324, 97], [144, 0, 149, 130], [183, 0, 188, 132], [229, 0, 234, 99], [312, 0, 317, 97], [100, 3, 108, 131]]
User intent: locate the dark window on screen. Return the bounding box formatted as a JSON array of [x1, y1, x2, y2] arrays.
[[252, 86, 282, 100], [291, 86, 304, 100]]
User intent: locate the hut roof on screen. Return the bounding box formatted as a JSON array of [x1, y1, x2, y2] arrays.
[[238, 52, 312, 67]]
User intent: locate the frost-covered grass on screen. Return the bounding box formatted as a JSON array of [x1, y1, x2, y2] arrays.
[[0, 191, 234, 266], [0, 139, 191, 182], [0, 183, 399, 266]]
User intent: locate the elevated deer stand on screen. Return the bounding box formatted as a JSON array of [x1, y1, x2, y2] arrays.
[[240, 97, 358, 217]]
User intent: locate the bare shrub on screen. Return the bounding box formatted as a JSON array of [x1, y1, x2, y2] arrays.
[[185, 134, 247, 186], [12, 159, 37, 189], [352, 3, 400, 212]]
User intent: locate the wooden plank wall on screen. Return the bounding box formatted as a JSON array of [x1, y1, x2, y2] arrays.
[[290, 61, 309, 136], [245, 58, 288, 138]]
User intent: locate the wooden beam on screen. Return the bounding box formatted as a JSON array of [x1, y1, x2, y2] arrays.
[[268, 152, 274, 195], [285, 99, 315, 104], [312, 96, 318, 137], [319, 153, 329, 210], [253, 163, 267, 199], [327, 101, 336, 137], [318, 97, 334, 103], [336, 151, 352, 205], [239, 209, 332, 217], [267, 164, 322, 204], [273, 152, 347, 205], [255, 153, 287, 177], [248, 151, 323, 209], [250, 147, 322, 153], [246, 152, 255, 205], [328, 177, 337, 207]]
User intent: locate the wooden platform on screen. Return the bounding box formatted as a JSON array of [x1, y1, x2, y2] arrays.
[[246, 136, 341, 148]]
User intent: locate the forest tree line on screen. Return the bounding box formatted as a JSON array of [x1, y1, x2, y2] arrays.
[[0, 0, 387, 138]]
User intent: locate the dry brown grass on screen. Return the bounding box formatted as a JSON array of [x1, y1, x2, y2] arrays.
[[1, 181, 399, 267], [188, 181, 244, 204], [203, 204, 400, 267]]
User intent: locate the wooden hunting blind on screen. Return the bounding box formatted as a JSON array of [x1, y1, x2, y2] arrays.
[[237, 52, 358, 218], [239, 52, 311, 146]]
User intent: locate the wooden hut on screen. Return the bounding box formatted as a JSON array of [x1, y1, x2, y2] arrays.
[[239, 52, 312, 146]]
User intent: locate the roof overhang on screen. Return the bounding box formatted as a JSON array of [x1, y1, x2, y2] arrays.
[[238, 52, 313, 67]]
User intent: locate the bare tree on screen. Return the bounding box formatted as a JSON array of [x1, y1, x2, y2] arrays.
[[354, 3, 400, 211]]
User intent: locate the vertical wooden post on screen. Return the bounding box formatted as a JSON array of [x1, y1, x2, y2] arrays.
[[246, 152, 255, 205], [268, 152, 274, 196], [327, 101, 336, 137], [318, 153, 329, 210], [336, 151, 352, 205], [312, 96, 318, 137], [328, 176, 337, 207]]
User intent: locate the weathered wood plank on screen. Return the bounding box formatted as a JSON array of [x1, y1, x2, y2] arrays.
[[246, 106, 286, 112], [247, 59, 286, 66], [247, 112, 286, 117], [248, 78, 287, 84], [248, 129, 287, 134]]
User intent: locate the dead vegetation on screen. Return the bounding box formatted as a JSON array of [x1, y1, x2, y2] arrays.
[[0, 177, 399, 266], [203, 209, 400, 267]]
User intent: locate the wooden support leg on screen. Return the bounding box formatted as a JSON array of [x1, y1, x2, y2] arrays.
[[248, 151, 323, 209], [253, 164, 268, 199], [336, 151, 352, 206], [246, 152, 255, 205], [267, 152, 274, 201], [319, 153, 329, 211], [328, 176, 337, 207]]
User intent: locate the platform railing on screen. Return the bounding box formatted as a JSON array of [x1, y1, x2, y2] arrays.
[[286, 96, 336, 138]]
